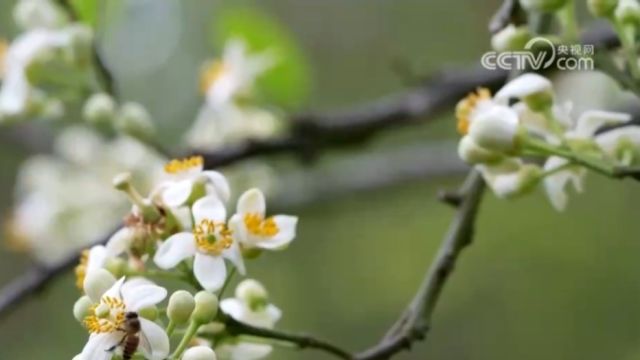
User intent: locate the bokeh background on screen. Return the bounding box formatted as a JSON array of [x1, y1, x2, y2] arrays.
[[2, 0, 640, 359]]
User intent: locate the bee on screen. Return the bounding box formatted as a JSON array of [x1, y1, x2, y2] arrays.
[[106, 312, 141, 360]]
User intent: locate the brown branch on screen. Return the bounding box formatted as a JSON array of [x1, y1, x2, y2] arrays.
[[354, 171, 485, 360]]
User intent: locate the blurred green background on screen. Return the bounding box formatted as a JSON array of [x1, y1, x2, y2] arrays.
[[2, 0, 640, 359]]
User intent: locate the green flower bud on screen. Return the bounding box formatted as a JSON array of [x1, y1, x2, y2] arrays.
[[588, 0, 620, 17], [182, 346, 217, 360], [67, 25, 93, 65], [491, 24, 532, 52], [139, 306, 159, 321], [73, 295, 93, 322], [104, 257, 126, 278], [168, 290, 196, 325], [236, 279, 268, 311], [83, 93, 116, 125], [519, 0, 569, 12], [115, 102, 155, 140], [457, 136, 504, 164], [83, 268, 116, 303], [615, 0, 640, 24], [192, 291, 219, 324]]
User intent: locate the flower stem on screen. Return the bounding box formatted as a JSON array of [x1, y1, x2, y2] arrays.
[[523, 137, 615, 176], [166, 320, 177, 337], [557, 0, 579, 42], [172, 321, 201, 359]]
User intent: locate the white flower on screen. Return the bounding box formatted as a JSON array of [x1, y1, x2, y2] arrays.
[[74, 245, 112, 290], [565, 110, 631, 139], [183, 346, 218, 360], [542, 156, 586, 211], [154, 195, 245, 292], [156, 156, 230, 208], [200, 38, 274, 107], [229, 188, 298, 251], [186, 103, 280, 151], [468, 104, 520, 152], [596, 126, 640, 165], [477, 158, 541, 198], [218, 279, 281, 360], [78, 277, 169, 360], [13, 0, 68, 30], [494, 73, 554, 112], [513, 100, 572, 143], [7, 126, 164, 264]]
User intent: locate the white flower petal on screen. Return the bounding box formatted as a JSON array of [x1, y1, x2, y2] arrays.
[[193, 195, 227, 223], [202, 170, 231, 202], [265, 304, 282, 323], [123, 284, 167, 311], [229, 214, 248, 246], [86, 245, 108, 273], [543, 156, 585, 211], [573, 110, 631, 138], [256, 215, 298, 250], [237, 188, 266, 216], [138, 318, 170, 360], [194, 253, 227, 292], [223, 239, 246, 275], [220, 298, 245, 321], [153, 232, 196, 269], [78, 333, 121, 360], [161, 179, 194, 207], [105, 227, 134, 256], [228, 343, 273, 360], [102, 277, 126, 299], [596, 126, 640, 156], [494, 73, 553, 101]]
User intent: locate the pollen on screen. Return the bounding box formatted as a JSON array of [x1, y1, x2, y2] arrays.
[[456, 88, 491, 135], [83, 296, 126, 334], [164, 155, 204, 174], [194, 219, 233, 255], [244, 213, 279, 237], [74, 249, 90, 290], [200, 60, 227, 94]]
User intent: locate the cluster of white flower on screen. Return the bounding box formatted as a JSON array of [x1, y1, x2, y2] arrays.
[[456, 73, 640, 210], [6, 126, 165, 264], [72, 155, 297, 359], [185, 39, 282, 150], [0, 0, 93, 122]]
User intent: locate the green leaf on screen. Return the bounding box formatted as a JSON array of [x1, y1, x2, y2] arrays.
[[214, 6, 311, 110], [69, 0, 97, 26]]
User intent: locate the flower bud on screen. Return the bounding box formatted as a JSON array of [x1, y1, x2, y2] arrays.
[[104, 256, 126, 279], [168, 290, 196, 325], [83, 268, 116, 303], [139, 306, 159, 321], [495, 73, 554, 112], [491, 24, 531, 52], [182, 346, 217, 360], [519, 0, 569, 12], [588, 0, 620, 17], [457, 136, 503, 164], [115, 102, 155, 140], [468, 106, 521, 153], [83, 93, 116, 125], [616, 0, 640, 25], [73, 295, 93, 322], [192, 291, 219, 324], [67, 25, 93, 65], [236, 279, 268, 310], [13, 0, 67, 30]]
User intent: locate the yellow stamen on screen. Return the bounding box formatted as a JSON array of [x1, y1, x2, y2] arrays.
[[74, 249, 90, 290], [200, 60, 227, 94], [164, 155, 204, 174], [0, 39, 7, 78], [244, 213, 279, 237], [3, 216, 31, 253], [194, 219, 233, 255], [83, 296, 126, 334], [455, 88, 492, 135]]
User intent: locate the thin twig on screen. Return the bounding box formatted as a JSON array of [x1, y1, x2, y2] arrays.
[[354, 171, 485, 360], [223, 314, 353, 359]]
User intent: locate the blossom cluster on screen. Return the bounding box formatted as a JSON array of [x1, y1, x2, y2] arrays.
[[73, 155, 297, 359], [456, 73, 640, 210]]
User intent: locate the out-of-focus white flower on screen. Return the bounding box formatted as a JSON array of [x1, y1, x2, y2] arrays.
[[183, 346, 218, 360], [0, 26, 91, 119], [78, 277, 169, 360], [186, 104, 281, 151], [542, 156, 586, 211], [491, 24, 531, 52], [6, 126, 165, 264], [494, 73, 554, 112], [200, 38, 274, 107], [477, 158, 542, 198], [217, 279, 281, 360], [229, 188, 298, 251], [154, 195, 245, 291], [156, 156, 230, 208], [596, 126, 640, 165], [13, 0, 68, 30]]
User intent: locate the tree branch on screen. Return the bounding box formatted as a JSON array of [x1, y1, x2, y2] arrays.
[[354, 171, 485, 360]]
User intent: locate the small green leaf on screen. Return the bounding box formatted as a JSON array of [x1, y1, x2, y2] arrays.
[[214, 6, 311, 110]]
